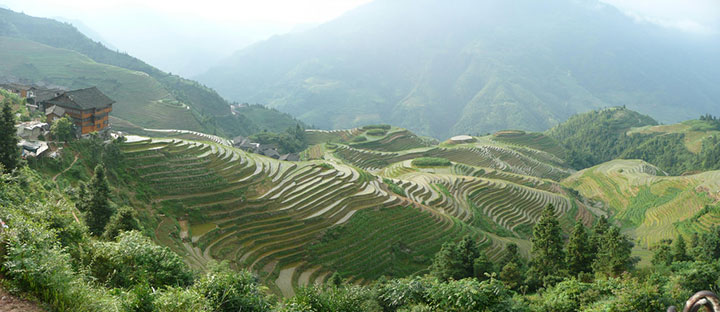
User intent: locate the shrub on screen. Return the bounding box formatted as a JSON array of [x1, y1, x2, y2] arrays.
[[351, 136, 368, 143], [366, 129, 388, 136], [424, 278, 512, 312], [2, 210, 117, 311], [88, 231, 194, 288], [153, 287, 210, 312], [376, 277, 429, 311], [383, 178, 406, 196], [194, 261, 272, 312], [362, 124, 392, 130], [411, 157, 451, 167], [285, 285, 380, 312]]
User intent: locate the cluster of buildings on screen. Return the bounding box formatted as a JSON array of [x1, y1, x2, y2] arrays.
[[232, 135, 300, 161], [2, 83, 115, 157]]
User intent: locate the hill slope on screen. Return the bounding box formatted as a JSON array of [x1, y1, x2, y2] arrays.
[[76, 126, 589, 296], [197, 0, 720, 138], [564, 159, 720, 249], [548, 107, 720, 175], [0, 8, 300, 137]]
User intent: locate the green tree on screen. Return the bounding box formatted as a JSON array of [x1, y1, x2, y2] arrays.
[[566, 222, 593, 276], [590, 216, 609, 255], [500, 243, 523, 268], [651, 239, 673, 267], [672, 234, 690, 262], [593, 227, 636, 277], [473, 252, 495, 281], [85, 165, 114, 235], [102, 205, 142, 239], [499, 262, 523, 291], [528, 204, 566, 286], [0, 103, 19, 172], [430, 236, 483, 281], [50, 116, 74, 142], [328, 272, 344, 286]]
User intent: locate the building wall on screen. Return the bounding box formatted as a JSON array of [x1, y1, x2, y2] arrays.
[[51, 104, 113, 135]]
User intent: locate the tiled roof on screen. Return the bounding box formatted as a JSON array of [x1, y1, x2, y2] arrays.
[[44, 87, 115, 110]]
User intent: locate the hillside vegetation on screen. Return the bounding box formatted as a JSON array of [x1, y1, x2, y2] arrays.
[[198, 0, 720, 138], [563, 159, 720, 248], [0, 8, 301, 137], [548, 107, 720, 175]]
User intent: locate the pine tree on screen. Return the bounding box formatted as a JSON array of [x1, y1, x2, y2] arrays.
[[566, 222, 593, 276], [0, 103, 19, 173], [328, 272, 344, 286], [86, 165, 114, 235], [500, 243, 523, 268], [473, 252, 494, 281], [500, 261, 523, 291], [672, 234, 690, 262], [700, 226, 720, 261], [529, 204, 566, 286], [593, 226, 635, 277], [590, 216, 609, 254], [430, 235, 482, 281], [455, 235, 481, 278], [651, 239, 673, 266], [689, 232, 701, 259]]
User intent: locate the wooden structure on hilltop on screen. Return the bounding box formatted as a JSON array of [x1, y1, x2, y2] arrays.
[[43, 87, 114, 135]]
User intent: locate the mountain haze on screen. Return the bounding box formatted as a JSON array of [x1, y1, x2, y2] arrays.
[[0, 8, 302, 137], [198, 0, 720, 138]]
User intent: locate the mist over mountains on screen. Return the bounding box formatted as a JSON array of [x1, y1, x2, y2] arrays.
[[197, 0, 720, 138]]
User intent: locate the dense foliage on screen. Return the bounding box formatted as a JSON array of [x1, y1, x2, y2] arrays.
[[249, 125, 308, 154], [546, 107, 658, 169], [549, 108, 720, 175], [0, 103, 20, 173], [50, 117, 74, 142], [411, 157, 452, 167]]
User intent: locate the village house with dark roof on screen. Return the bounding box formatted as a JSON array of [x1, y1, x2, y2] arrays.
[[42, 87, 114, 135]]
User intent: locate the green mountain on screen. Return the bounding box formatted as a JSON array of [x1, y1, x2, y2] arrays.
[[197, 0, 720, 139], [547, 107, 720, 175], [0, 8, 301, 137]]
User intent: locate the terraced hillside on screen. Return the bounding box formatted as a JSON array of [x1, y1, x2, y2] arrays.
[[120, 137, 492, 296], [307, 126, 434, 152], [334, 143, 572, 181], [627, 119, 720, 154], [563, 159, 720, 248], [118, 129, 589, 296], [491, 130, 567, 159]]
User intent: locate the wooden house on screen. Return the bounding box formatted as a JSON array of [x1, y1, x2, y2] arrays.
[[42, 87, 114, 135]]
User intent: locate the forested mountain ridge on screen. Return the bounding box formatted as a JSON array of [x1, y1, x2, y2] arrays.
[[0, 8, 302, 137], [197, 0, 720, 138]]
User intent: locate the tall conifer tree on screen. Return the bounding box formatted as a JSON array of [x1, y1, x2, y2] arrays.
[[529, 204, 565, 285], [566, 222, 593, 276], [86, 165, 114, 235], [0, 103, 19, 172]]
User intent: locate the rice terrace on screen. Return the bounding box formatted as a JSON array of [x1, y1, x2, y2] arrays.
[[2, 1, 720, 310]]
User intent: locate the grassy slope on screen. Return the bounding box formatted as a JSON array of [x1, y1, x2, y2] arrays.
[[628, 119, 720, 154], [0, 36, 206, 131], [563, 159, 720, 251], [0, 8, 304, 137]]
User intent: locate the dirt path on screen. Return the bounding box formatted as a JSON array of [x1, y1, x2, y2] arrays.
[[0, 287, 45, 312], [52, 153, 79, 182]]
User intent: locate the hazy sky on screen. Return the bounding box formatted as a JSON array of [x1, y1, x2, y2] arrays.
[[1, 0, 717, 75], [601, 0, 720, 34]]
